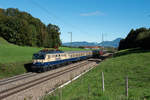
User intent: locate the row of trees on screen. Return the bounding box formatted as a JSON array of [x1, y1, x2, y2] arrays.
[[118, 27, 150, 50], [0, 8, 61, 48]]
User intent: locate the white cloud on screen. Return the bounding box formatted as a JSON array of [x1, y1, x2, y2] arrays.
[[80, 11, 104, 16]]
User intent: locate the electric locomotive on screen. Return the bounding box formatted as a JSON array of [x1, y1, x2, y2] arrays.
[[31, 49, 93, 72]]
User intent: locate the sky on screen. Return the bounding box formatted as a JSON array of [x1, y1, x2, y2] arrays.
[[0, 0, 150, 43]]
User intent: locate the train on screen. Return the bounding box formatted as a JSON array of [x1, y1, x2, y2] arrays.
[[31, 49, 103, 72]]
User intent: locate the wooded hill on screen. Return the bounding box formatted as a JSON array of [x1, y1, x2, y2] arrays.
[[0, 8, 61, 48], [119, 27, 150, 50]]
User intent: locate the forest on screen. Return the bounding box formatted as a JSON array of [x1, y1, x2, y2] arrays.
[[0, 8, 61, 48], [119, 27, 150, 50]]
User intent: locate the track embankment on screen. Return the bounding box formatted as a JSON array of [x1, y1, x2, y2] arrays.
[[0, 59, 101, 100]]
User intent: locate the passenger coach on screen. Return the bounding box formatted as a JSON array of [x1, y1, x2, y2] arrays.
[[32, 50, 93, 72]]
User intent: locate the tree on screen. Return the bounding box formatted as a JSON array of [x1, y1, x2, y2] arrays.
[[0, 8, 62, 48], [118, 27, 150, 50]]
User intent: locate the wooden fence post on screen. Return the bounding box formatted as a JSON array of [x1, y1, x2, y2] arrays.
[[125, 76, 128, 97], [88, 84, 90, 100], [102, 72, 105, 92]]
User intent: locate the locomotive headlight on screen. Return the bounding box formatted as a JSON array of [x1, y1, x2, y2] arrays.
[[33, 60, 36, 64]]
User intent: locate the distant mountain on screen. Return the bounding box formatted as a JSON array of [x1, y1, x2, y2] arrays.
[[62, 38, 123, 48], [98, 38, 123, 47], [63, 41, 98, 47]]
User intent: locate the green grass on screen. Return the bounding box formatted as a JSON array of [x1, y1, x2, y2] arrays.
[[44, 49, 150, 100], [0, 37, 86, 79]]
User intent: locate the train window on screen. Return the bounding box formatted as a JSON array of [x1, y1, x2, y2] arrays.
[[48, 55, 50, 59], [33, 54, 45, 59]]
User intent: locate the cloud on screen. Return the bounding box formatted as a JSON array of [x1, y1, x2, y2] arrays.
[[80, 11, 104, 16]]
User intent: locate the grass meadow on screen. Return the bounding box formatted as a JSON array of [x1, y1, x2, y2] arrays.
[[44, 49, 150, 100]]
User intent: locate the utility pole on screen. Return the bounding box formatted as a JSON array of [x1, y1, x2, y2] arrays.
[[68, 32, 72, 47], [101, 33, 104, 50]]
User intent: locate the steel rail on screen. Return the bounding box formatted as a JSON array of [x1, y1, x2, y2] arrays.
[[0, 61, 92, 99]]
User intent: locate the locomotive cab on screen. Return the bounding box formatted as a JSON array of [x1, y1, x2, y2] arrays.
[[32, 53, 45, 64]]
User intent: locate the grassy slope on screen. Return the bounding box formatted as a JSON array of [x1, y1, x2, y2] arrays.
[[0, 37, 86, 79], [44, 49, 150, 100], [0, 38, 42, 63], [0, 37, 41, 78]]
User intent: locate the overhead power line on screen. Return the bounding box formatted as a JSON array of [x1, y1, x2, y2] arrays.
[[30, 0, 91, 35]]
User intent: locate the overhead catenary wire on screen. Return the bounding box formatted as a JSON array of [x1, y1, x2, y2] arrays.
[[30, 0, 91, 35]]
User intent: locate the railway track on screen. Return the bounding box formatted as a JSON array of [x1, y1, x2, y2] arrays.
[[0, 72, 33, 82], [0, 72, 37, 86], [0, 60, 93, 100], [0, 61, 87, 90]]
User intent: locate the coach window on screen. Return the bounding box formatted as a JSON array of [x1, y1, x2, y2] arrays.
[[48, 55, 50, 59]]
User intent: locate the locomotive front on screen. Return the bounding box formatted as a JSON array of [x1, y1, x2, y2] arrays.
[[32, 52, 46, 72]]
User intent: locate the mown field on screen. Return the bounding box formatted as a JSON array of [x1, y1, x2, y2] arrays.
[[0, 37, 86, 79], [44, 49, 150, 100]]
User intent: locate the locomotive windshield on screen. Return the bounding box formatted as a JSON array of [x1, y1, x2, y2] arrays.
[[33, 54, 45, 59]]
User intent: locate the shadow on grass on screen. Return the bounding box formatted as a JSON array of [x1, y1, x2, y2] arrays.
[[114, 48, 150, 57], [24, 63, 33, 72]]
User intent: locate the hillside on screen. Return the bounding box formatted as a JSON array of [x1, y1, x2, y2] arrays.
[[63, 38, 122, 48], [0, 37, 86, 79], [119, 27, 150, 50], [44, 49, 150, 100], [0, 8, 61, 48], [98, 38, 122, 47]]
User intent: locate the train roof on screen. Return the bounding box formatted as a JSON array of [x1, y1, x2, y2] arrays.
[[35, 50, 92, 55], [65, 51, 91, 54], [38, 50, 64, 54]]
